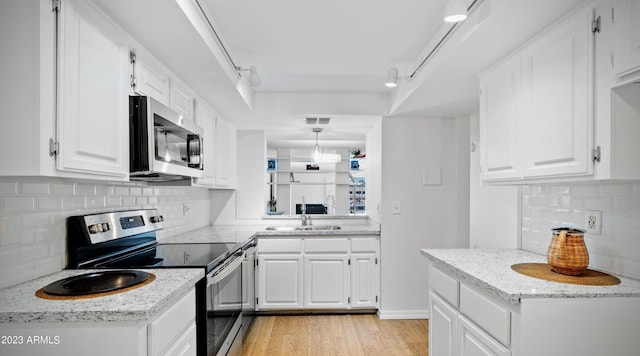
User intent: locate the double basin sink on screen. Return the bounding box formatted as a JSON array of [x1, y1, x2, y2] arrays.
[[265, 225, 342, 231]]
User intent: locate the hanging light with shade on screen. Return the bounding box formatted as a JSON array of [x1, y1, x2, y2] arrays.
[[312, 128, 322, 162]]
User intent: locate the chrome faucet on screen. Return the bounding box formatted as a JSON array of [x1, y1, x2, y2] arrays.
[[301, 196, 312, 226]]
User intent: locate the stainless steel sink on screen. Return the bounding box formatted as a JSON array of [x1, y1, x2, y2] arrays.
[[265, 225, 341, 231], [297, 225, 342, 231]]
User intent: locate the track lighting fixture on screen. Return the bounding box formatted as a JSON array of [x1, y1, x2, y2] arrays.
[[236, 65, 261, 86], [444, 0, 468, 23]]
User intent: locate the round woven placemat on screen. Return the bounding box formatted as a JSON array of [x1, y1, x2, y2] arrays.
[[511, 263, 620, 286], [35, 273, 156, 300]]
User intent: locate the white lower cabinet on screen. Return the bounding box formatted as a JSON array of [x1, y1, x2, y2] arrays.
[[257, 254, 304, 309], [0, 288, 196, 356], [428, 263, 640, 356], [429, 292, 458, 356], [429, 265, 512, 356], [304, 254, 349, 308], [256, 236, 379, 311], [458, 315, 510, 356]]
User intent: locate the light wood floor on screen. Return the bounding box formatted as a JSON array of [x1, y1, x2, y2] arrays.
[[242, 314, 429, 355]]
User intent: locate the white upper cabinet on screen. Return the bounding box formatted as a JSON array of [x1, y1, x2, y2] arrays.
[[170, 77, 196, 122], [612, 0, 640, 77], [214, 116, 237, 188], [133, 51, 171, 106], [56, 0, 129, 179], [193, 99, 217, 187], [479, 56, 522, 181], [479, 3, 597, 183], [520, 5, 593, 178]]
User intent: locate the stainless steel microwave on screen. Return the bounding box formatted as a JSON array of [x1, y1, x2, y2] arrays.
[[129, 96, 204, 181]]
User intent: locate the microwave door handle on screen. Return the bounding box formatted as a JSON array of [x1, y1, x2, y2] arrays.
[[198, 135, 204, 170]]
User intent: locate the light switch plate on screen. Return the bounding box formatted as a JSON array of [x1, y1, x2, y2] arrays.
[[392, 201, 401, 215]]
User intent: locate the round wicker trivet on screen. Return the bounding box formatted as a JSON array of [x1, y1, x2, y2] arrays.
[[35, 273, 156, 300], [511, 263, 620, 286]]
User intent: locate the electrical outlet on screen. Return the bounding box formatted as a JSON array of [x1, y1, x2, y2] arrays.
[[182, 202, 190, 216], [585, 210, 602, 235]]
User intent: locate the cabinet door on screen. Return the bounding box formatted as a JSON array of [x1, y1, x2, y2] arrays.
[[215, 116, 237, 188], [56, 0, 129, 179], [193, 99, 217, 187], [350, 253, 378, 308], [304, 254, 349, 308], [520, 6, 594, 178], [257, 254, 303, 309], [170, 77, 195, 122], [135, 54, 170, 106], [612, 0, 640, 77], [479, 55, 522, 181], [429, 292, 458, 356], [458, 315, 511, 356]]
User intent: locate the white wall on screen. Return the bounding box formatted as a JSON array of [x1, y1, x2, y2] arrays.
[[0, 176, 211, 289], [469, 112, 520, 249], [378, 116, 469, 319], [236, 130, 267, 220], [366, 119, 382, 224], [521, 182, 640, 280]]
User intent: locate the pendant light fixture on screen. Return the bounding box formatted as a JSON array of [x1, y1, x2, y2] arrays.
[[444, 0, 468, 23], [312, 128, 322, 162]]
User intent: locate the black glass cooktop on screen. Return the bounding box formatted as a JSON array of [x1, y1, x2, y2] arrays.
[[97, 242, 241, 273]]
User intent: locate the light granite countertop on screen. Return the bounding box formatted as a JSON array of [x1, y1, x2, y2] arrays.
[[421, 249, 640, 304], [162, 222, 381, 244], [0, 268, 203, 324]]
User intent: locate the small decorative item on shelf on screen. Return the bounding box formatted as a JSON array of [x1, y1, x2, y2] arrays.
[[267, 159, 277, 172], [350, 159, 359, 170], [268, 198, 277, 213], [306, 164, 320, 170], [351, 149, 365, 158]]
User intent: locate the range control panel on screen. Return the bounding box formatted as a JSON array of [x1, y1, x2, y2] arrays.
[[81, 209, 164, 244]]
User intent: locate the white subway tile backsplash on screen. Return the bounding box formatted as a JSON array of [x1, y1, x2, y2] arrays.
[[20, 182, 50, 195], [51, 182, 75, 195], [114, 186, 129, 196], [522, 182, 640, 280], [37, 197, 62, 211], [0, 182, 17, 195], [615, 197, 640, 213], [62, 197, 86, 210], [571, 184, 599, 196], [3, 198, 35, 212], [599, 184, 632, 195], [0, 176, 211, 289], [75, 184, 96, 196]]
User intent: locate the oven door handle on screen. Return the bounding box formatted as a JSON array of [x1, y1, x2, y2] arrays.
[[208, 252, 243, 285]]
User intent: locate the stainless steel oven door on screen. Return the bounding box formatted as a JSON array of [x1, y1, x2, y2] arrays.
[[207, 250, 243, 356]]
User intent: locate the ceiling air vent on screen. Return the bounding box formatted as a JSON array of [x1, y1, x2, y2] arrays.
[[305, 117, 331, 125]]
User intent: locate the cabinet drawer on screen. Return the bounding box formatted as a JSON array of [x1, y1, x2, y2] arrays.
[[459, 284, 511, 346], [304, 238, 349, 253], [258, 238, 302, 253], [429, 265, 459, 308], [149, 289, 196, 356], [351, 237, 378, 253]]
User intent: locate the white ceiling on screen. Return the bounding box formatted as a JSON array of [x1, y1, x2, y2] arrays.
[[93, 0, 587, 147], [201, 0, 447, 94]]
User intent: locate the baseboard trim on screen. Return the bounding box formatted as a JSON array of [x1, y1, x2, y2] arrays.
[[377, 309, 429, 320]]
